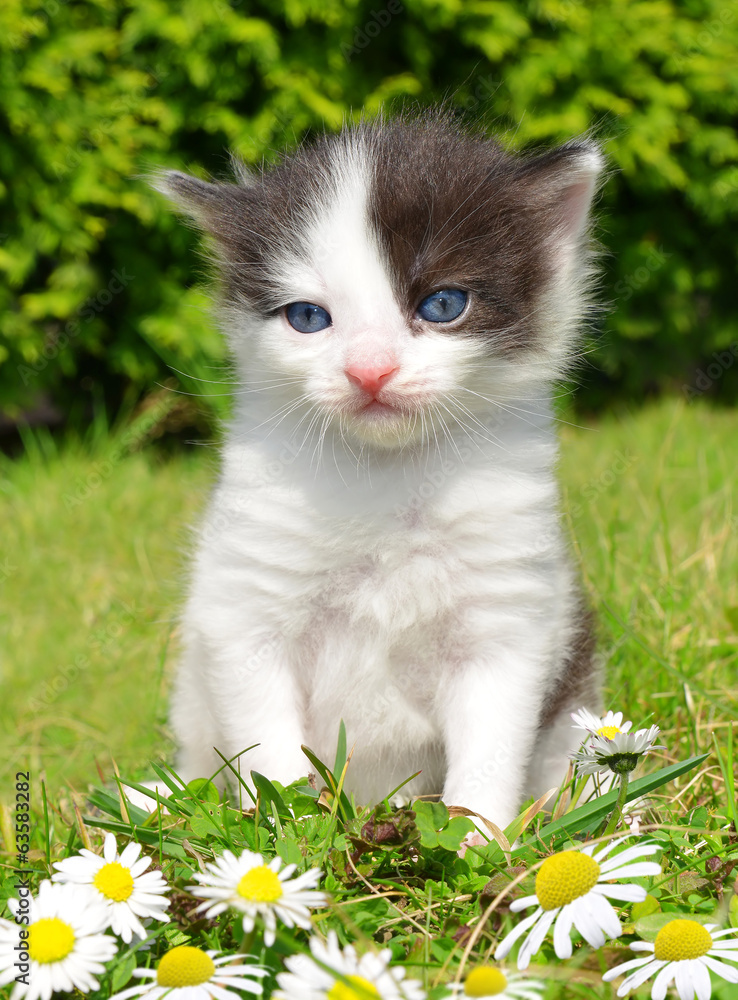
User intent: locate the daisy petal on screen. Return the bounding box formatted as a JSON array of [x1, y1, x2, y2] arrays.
[[593, 837, 631, 862], [617, 960, 666, 996], [600, 861, 661, 880], [103, 833, 117, 863], [691, 959, 711, 1000], [587, 890, 622, 940], [494, 909, 543, 961], [592, 883, 647, 903], [602, 955, 654, 981], [553, 906, 574, 959], [599, 843, 659, 871], [510, 894, 540, 913], [675, 961, 695, 1000], [518, 908, 557, 969], [702, 954, 738, 982], [570, 896, 606, 949], [651, 963, 677, 1000]]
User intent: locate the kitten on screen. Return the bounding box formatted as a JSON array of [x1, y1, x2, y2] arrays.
[[154, 112, 603, 832]]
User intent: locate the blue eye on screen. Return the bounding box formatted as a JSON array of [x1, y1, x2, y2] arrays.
[[416, 288, 468, 323], [285, 302, 332, 333]]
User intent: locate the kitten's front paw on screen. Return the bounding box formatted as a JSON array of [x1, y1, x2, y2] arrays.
[[457, 829, 488, 858]]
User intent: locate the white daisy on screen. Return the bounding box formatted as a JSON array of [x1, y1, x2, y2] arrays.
[[188, 850, 328, 946], [494, 838, 661, 970], [448, 965, 544, 999], [108, 945, 267, 999], [274, 929, 425, 1000], [571, 708, 633, 740], [52, 832, 170, 943], [570, 726, 665, 776], [603, 919, 738, 999], [0, 879, 118, 1000]]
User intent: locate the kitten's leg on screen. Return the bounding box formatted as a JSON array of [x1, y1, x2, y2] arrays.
[[172, 629, 308, 789], [440, 652, 554, 833], [527, 609, 601, 800], [170, 634, 223, 784]]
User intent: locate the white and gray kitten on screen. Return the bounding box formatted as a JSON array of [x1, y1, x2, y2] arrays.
[[155, 113, 603, 831]]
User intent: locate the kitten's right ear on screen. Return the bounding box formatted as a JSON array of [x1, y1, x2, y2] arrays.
[[150, 169, 252, 236], [152, 171, 222, 226]]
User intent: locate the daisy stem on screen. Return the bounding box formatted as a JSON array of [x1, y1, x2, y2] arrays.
[[239, 928, 257, 955], [604, 772, 630, 836]]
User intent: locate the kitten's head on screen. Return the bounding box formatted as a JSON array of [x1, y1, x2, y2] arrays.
[[155, 113, 602, 449]]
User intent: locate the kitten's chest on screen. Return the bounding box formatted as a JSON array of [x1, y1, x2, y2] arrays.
[[314, 521, 464, 631]]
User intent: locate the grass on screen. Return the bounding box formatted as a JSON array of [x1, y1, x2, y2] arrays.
[[1, 395, 737, 999]]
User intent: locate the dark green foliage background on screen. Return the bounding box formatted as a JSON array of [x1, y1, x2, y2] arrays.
[[2, 0, 737, 424]]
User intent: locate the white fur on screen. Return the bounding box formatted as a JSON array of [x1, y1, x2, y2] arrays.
[[170, 137, 600, 830]]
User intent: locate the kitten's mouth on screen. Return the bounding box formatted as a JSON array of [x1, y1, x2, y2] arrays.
[[360, 399, 398, 415]]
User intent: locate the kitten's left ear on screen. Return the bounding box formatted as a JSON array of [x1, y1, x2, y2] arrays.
[[149, 168, 254, 243], [521, 141, 604, 263]]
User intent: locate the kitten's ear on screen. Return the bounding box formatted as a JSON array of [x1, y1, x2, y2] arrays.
[[522, 141, 604, 263], [150, 169, 252, 237]]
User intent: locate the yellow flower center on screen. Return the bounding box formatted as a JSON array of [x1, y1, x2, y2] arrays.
[[157, 946, 216, 987], [93, 861, 135, 902], [28, 918, 76, 965], [236, 864, 283, 903], [464, 966, 509, 996], [597, 725, 621, 739], [535, 851, 601, 911], [654, 920, 713, 961], [327, 974, 381, 1000]]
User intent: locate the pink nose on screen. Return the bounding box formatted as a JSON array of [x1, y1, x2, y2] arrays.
[[344, 363, 399, 397]]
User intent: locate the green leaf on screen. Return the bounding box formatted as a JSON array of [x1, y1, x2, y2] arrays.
[[186, 779, 220, 804], [294, 785, 320, 799], [630, 894, 661, 922], [413, 800, 450, 848], [110, 952, 137, 992], [189, 813, 218, 839], [275, 838, 303, 866], [251, 770, 292, 821], [164, 926, 191, 946], [438, 817, 475, 851], [635, 912, 713, 941], [533, 753, 710, 844], [729, 894, 738, 929]]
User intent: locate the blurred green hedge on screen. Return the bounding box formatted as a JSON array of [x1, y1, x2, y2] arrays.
[[1, 0, 737, 426]]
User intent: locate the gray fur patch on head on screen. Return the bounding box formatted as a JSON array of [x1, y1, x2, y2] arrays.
[[365, 114, 602, 355], [153, 112, 602, 359]]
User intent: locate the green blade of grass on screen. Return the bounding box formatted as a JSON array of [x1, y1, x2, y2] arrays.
[[301, 744, 354, 822], [251, 770, 292, 823], [333, 720, 348, 777], [87, 787, 151, 827], [712, 729, 737, 831], [80, 816, 189, 859], [532, 752, 710, 845]]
